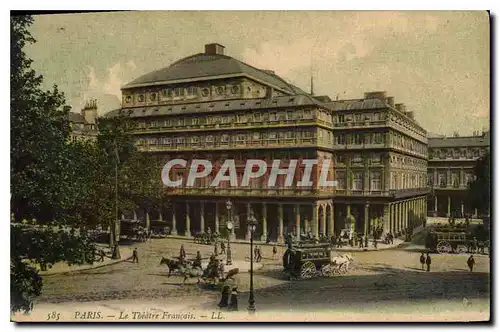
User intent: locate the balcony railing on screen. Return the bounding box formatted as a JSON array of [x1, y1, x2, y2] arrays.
[[166, 187, 331, 197], [137, 138, 336, 152], [133, 118, 332, 135]]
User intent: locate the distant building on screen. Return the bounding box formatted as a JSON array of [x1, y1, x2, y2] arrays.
[[427, 131, 490, 218], [68, 100, 99, 141]]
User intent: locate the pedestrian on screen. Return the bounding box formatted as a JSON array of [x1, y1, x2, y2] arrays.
[[373, 238, 378, 249], [364, 235, 369, 248], [193, 250, 202, 269], [132, 248, 139, 263], [358, 235, 363, 248], [390, 233, 394, 245], [218, 260, 225, 279], [467, 255, 475, 272], [257, 246, 262, 262], [98, 249, 106, 262], [228, 286, 238, 311], [254, 246, 258, 261], [218, 285, 230, 309], [179, 244, 186, 260], [272, 244, 277, 259], [214, 243, 219, 256], [419, 252, 425, 270], [426, 253, 432, 272], [220, 241, 226, 254]]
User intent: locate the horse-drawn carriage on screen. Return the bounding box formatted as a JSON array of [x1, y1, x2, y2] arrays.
[[426, 231, 469, 254], [159, 255, 231, 285], [120, 220, 149, 242], [282, 243, 353, 280]]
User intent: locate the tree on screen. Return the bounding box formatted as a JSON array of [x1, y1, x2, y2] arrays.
[[10, 15, 96, 313], [468, 152, 491, 216]]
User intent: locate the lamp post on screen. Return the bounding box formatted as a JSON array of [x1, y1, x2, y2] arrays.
[[247, 209, 258, 314], [225, 199, 233, 266]]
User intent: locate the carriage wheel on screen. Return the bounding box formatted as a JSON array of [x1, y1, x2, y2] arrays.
[[300, 261, 316, 279], [457, 245, 467, 254], [437, 241, 451, 254], [321, 264, 336, 277]]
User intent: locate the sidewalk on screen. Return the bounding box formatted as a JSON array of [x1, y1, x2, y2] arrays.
[[39, 246, 133, 276], [165, 235, 405, 252]]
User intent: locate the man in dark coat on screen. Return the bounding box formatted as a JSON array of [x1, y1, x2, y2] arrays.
[[426, 253, 432, 272], [132, 248, 139, 263], [467, 255, 475, 272], [419, 253, 425, 270], [220, 241, 226, 254]]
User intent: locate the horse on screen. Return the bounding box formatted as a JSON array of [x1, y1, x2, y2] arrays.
[[329, 253, 354, 273], [159, 257, 184, 277]]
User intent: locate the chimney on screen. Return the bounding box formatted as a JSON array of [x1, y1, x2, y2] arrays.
[[395, 103, 406, 113], [81, 99, 98, 124], [387, 97, 395, 107], [364, 91, 387, 101], [205, 43, 225, 55]]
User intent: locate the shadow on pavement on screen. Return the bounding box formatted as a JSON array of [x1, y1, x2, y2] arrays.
[[232, 265, 490, 312]]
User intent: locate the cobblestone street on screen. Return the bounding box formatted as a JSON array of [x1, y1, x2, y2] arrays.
[[33, 235, 490, 320]]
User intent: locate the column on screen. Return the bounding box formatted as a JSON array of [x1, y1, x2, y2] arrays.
[[171, 204, 178, 235], [246, 203, 252, 241], [312, 203, 319, 238], [434, 195, 438, 216], [261, 203, 268, 242], [295, 204, 301, 242], [278, 204, 284, 243], [320, 204, 327, 236], [185, 202, 191, 237], [364, 203, 369, 236], [474, 208, 478, 218], [424, 199, 427, 226], [460, 168, 464, 187], [159, 210, 163, 221], [133, 210, 137, 220], [447, 196, 451, 217], [328, 203, 335, 237], [200, 201, 205, 233], [461, 201, 464, 217], [346, 204, 351, 230], [383, 203, 390, 234], [145, 211, 150, 231], [214, 202, 220, 233]]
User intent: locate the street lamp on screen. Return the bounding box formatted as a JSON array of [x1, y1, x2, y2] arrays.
[[247, 209, 258, 314], [225, 199, 233, 266]]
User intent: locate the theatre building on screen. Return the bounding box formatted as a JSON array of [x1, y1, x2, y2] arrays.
[[106, 43, 428, 242]]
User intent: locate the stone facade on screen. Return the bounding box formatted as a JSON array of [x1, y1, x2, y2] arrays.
[[427, 131, 490, 218]]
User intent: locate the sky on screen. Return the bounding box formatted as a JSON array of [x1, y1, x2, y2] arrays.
[[26, 11, 490, 136]]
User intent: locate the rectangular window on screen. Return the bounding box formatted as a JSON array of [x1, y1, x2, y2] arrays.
[[270, 113, 277, 121], [353, 172, 363, 190], [206, 135, 213, 142], [237, 114, 246, 123], [372, 154, 381, 163], [177, 118, 184, 126], [173, 87, 185, 97], [355, 114, 362, 122], [186, 87, 198, 96], [253, 132, 260, 140], [338, 115, 345, 123], [336, 154, 345, 164], [286, 111, 294, 120], [165, 138, 172, 145], [303, 110, 312, 119], [221, 135, 229, 143], [269, 132, 277, 139], [354, 133, 363, 145], [254, 113, 261, 122], [371, 171, 381, 191], [191, 118, 199, 125]]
